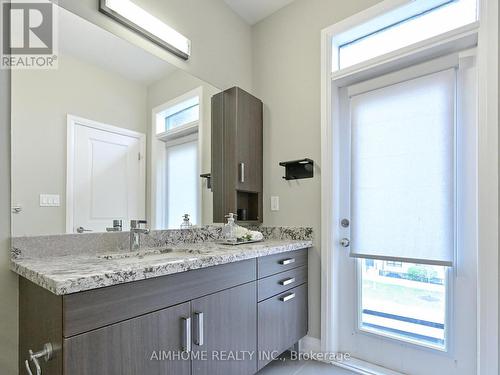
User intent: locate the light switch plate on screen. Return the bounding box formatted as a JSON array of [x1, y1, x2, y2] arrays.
[[40, 194, 60, 207], [271, 196, 280, 211]]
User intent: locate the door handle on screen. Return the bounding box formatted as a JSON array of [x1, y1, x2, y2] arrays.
[[194, 312, 204, 346], [76, 227, 92, 234], [239, 162, 245, 183], [182, 317, 191, 353], [340, 238, 350, 248]]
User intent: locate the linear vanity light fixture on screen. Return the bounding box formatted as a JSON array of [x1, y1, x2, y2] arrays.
[[99, 0, 191, 60]]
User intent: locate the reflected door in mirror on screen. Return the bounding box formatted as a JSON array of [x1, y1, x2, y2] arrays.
[[68, 116, 146, 233]]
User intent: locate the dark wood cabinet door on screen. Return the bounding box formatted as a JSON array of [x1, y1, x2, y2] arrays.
[[192, 282, 257, 375], [64, 302, 191, 375], [235, 88, 263, 193], [257, 283, 308, 370]]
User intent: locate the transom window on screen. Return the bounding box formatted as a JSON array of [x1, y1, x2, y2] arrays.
[[334, 0, 478, 71], [156, 96, 199, 135]]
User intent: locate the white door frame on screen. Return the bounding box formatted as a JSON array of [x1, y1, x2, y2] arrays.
[[320, 0, 498, 373], [66, 114, 146, 233], [150, 86, 203, 229]]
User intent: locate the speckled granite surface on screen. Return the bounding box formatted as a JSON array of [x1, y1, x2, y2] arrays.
[[11, 226, 313, 295]]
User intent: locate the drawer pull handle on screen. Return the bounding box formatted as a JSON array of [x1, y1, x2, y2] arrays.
[[182, 317, 191, 353], [194, 312, 204, 346], [280, 293, 296, 302], [280, 258, 295, 265], [239, 162, 245, 183], [280, 277, 296, 286]]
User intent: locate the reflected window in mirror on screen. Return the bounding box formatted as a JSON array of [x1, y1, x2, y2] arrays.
[[156, 96, 200, 135], [165, 100, 199, 132], [154, 90, 202, 229]]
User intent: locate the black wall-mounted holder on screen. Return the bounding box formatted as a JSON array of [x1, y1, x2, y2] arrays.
[[200, 173, 212, 189], [279, 158, 314, 180]]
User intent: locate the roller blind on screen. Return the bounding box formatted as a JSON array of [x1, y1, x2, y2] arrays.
[[166, 138, 198, 229], [349, 69, 456, 266]]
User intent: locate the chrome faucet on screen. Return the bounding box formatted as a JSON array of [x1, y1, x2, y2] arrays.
[[130, 220, 150, 252], [106, 219, 123, 232]]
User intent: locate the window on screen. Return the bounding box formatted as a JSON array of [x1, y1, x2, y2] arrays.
[[360, 260, 447, 349], [153, 90, 201, 229], [335, 0, 477, 70], [165, 103, 199, 131], [156, 96, 199, 135]]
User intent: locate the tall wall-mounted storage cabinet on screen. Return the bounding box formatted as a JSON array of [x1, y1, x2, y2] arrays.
[[212, 87, 263, 223]]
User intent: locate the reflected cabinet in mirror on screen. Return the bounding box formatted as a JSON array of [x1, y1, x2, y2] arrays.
[[11, 5, 222, 236]]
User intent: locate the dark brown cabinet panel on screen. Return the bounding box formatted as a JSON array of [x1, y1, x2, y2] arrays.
[[192, 282, 257, 375], [257, 284, 308, 370], [64, 302, 191, 375], [235, 89, 263, 193], [212, 87, 263, 223], [63, 259, 256, 337]]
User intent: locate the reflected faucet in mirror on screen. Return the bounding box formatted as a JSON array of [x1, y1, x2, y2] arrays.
[[106, 220, 123, 232], [130, 220, 150, 253]]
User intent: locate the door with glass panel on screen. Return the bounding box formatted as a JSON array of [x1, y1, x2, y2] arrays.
[[337, 55, 477, 374]]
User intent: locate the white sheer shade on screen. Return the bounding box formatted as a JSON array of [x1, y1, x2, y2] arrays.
[[166, 139, 198, 228], [349, 69, 456, 266]]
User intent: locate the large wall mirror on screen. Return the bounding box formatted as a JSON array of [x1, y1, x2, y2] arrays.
[[11, 4, 221, 236]]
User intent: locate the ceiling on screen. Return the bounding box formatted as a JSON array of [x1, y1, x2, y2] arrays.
[[224, 0, 296, 25], [59, 7, 177, 86]]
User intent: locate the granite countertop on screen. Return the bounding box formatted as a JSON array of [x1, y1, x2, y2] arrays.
[[11, 239, 312, 295]]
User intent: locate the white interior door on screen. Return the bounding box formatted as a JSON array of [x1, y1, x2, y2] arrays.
[[67, 116, 146, 233], [336, 54, 477, 375]]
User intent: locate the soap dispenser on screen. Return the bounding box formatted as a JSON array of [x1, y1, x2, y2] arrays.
[[222, 213, 238, 243], [180, 214, 193, 229]]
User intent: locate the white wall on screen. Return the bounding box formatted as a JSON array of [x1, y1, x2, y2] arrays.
[[0, 69, 18, 375], [147, 70, 220, 226], [55, 0, 253, 92], [11, 54, 148, 236], [252, 0, 382, 339]]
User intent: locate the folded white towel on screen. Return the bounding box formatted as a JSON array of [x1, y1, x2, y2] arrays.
[[249, 230, 263, 241]]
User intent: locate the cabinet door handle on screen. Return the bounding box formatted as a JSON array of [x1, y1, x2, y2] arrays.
[[280, 277, 296, 286], [194, 312, 204, 346], [280, 293, 296, 302], [239, 162, 245, 183], [280, 258, 295, 265], [182, 317, 191, 353]]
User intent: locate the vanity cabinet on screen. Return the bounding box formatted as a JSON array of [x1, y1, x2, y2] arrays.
[[19, 249, 308, 375], [212, 87, 263, 223], [192, 282, 257, 375], [64, 302, 192, 375]]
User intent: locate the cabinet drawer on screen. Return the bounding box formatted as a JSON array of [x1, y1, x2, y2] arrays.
[[257, 283, 308, 370], [257, 249, 308, 278], [258, 266, 307, 302]]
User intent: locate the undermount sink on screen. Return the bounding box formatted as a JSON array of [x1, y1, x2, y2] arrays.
[[97, 246, 211, 260], [97, 248, 174, 260]]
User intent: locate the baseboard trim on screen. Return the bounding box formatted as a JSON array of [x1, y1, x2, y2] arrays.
[[298, 336, 406, 375], [299, 335, 321, 353]]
